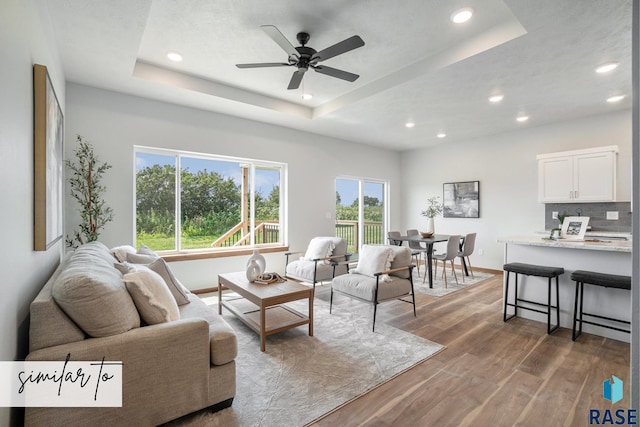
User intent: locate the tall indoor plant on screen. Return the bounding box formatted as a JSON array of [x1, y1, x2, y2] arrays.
[[420, 196, 443, 234], [65, 135, 114, 248]]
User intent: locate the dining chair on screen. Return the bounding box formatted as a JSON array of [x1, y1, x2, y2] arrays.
[[406, 229, 428, 275], [387, 230, 402, 246], [458, 233, 476, 281], [433, 235, 461, 287]]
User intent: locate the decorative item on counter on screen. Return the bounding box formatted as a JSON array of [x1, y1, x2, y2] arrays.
[[246, 249, 266, 282], [253, 272, 286, 285], [421, 196, 443, 235], [560, 216, 590, 240], [549, 228, 561, 240]]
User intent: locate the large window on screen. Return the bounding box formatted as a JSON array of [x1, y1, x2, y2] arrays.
[[135, 147, 286, 252], [335, 177, 387, 253]]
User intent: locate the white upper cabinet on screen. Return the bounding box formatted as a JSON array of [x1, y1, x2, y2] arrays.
[[537, 146, 618, 203]]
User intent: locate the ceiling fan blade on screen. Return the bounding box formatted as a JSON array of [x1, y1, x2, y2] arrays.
[[261, 25, 299, 58], [312, 65, 359, 82], [287, 70, 305, 90], [236, 62, 291, 68], [312, 35, 365, 62]]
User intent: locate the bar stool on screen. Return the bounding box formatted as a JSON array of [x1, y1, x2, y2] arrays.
[[503, 262, 564, 334], [571, 270, 631, 341]]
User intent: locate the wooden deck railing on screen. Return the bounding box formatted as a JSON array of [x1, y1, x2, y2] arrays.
[[211, 219, 382, 252], [335, 220, 384, 252], [211, 221, 280, 247]]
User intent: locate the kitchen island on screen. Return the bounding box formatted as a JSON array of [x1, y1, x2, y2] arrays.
[[498, 234, 631, 342]]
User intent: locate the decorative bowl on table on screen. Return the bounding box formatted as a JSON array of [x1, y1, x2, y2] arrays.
[[420, 231, 434, 238]]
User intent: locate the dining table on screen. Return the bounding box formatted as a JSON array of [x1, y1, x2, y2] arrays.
[[391, 234, 450, 288]]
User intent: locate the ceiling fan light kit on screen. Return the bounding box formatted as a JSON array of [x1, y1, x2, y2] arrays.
[[236, 25, 365, 90]]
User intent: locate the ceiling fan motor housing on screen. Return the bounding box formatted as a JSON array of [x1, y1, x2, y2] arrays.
[[294, 46, 317, 70]]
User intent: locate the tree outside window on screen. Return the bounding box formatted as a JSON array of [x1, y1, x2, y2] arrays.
[[135, 150, 284, 252]]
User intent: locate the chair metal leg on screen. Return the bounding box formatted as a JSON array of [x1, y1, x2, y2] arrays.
[[409, 271, 417, 317], [372, 277, 380, 332], [330, 287, 334, 314]]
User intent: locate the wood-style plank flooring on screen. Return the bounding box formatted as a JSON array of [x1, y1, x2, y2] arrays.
[[310, 271, 630, 427]]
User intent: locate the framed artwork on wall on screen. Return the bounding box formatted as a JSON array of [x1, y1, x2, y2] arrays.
[[443, 181, 480, 218], [33, 64, 64, 251]]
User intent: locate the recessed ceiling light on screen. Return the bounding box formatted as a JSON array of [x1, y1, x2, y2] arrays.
[[607, 95, 625, 103], [437, 133, 447, 138], [451, 7, 474, 24], [596, 62, 619, 73], [301, 93, 313, 100], [516, 115, 529, 122], [167, 51, 183, 62], [489, 95, 504, 103], [405, 122, 415, 128]]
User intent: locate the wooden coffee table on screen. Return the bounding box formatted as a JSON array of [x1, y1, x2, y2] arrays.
[[218, 272, 313, 351]]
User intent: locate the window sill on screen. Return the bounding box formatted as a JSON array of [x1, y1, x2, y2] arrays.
[[160, 245, 289, 262]]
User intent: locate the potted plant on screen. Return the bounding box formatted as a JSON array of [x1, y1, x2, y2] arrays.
[[420, 196, 443, 235], [65, 135, 114, 248]]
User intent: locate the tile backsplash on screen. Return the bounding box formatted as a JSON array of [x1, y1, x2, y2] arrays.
[[544, 202, 631, 232]]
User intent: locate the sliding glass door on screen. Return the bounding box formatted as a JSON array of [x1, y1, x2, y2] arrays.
[[335, 178, 387, 253]]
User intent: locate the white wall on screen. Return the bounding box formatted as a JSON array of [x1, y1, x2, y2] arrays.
[[65, 84, 403, 290], [400, 110, 632, 270], [0, 0, 65, 424]]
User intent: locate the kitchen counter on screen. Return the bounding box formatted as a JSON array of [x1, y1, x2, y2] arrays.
[[498, 234, 631, 342], [499, 235, 631, 253]]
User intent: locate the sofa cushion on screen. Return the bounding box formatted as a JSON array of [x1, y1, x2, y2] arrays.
[[179, 294, 238, 365], [286, 259, 347, 283], [332, 274, 412, 302], [353, 245, 395, 281], [124, 270, 180, 324], [52, 244, 140, 338]]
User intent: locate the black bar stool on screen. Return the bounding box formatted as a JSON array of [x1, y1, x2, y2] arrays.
[[503, 262, 564, 334], [571, 270, 631, 341]]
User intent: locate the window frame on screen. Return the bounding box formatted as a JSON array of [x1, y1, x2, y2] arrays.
[[134, 146, 288, 256], [335, 176, 389, 252]]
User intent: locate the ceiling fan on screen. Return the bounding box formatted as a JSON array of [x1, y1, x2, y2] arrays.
[[236, 25, 365, 90]]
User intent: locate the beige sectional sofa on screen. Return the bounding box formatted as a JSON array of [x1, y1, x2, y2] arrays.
[[25, 241, 237, 426]]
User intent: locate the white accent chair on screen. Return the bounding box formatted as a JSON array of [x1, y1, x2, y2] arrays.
[[330, 244, 416, 331], [285, 237, 350, 288]]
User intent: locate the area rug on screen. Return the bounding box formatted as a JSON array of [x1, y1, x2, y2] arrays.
[[412, 267, 494, 297], [171, 293, 444, 427]]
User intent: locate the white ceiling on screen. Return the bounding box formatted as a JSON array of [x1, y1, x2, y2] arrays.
[[45, 0, 632, 151]]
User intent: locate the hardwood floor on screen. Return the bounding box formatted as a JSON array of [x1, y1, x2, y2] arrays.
[[310, 272, 630, 427]]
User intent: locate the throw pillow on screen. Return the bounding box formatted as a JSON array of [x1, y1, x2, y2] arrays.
[[123, 270, 180, 325], [110, 245, 137, 262], [303, 237, 336, 264], [353, 245, 395, 281], [52, 263, 140, 337], [126, 252, 158, 264], [138, 243, 158, 257], [120, 257, 191, 305]]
